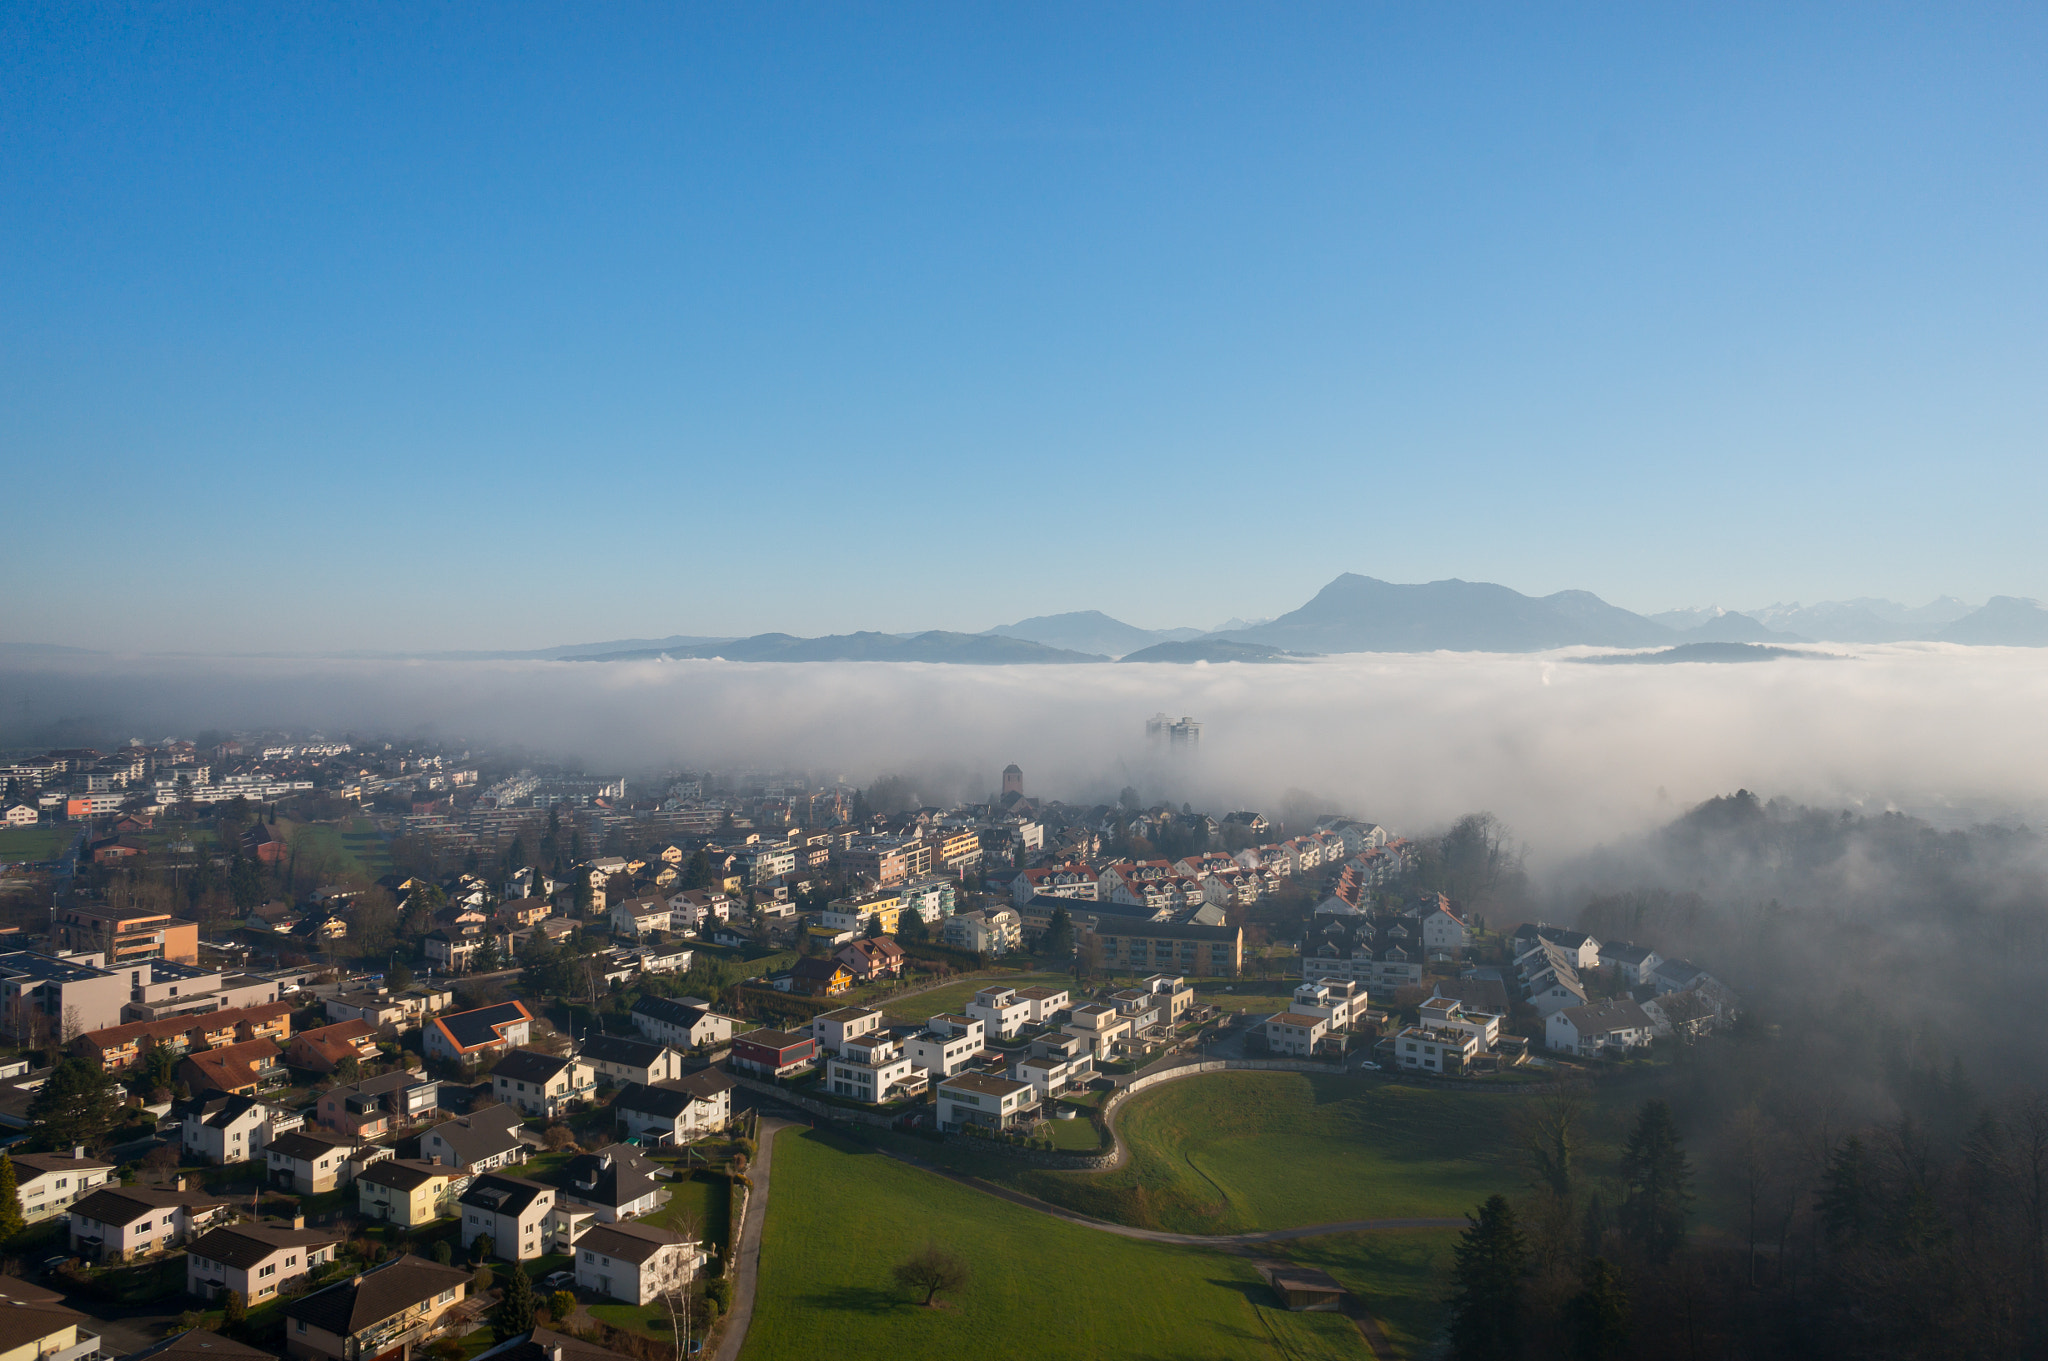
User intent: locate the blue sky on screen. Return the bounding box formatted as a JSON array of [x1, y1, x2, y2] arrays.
[[4, 3, 2045, 653]]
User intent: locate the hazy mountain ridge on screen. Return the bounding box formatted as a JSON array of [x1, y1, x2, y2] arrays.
[[578, 631, 1107, 664], [983, 610, 1205, 658]]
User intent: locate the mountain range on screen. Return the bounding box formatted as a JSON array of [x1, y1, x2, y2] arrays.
[[12, 578, 2048, 664]]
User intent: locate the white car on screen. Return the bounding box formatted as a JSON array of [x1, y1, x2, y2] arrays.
[[541, 1270, 576, 1289]]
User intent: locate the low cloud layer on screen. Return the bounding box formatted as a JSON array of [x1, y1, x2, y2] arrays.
[[6, 644, 2048, 858]]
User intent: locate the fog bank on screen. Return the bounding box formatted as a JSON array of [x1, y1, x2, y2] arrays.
[[5, 644, 2047, 858]]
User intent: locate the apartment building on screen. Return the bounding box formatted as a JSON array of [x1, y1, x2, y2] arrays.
[[51, 905, 199, 967]]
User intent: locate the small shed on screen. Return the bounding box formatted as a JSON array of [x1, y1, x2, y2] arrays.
[[1258, 1262, 1347, 1313]]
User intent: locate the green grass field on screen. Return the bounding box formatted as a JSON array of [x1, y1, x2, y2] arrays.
[[0, 826, 67, 862], [1004, 1072, 1589, 1235], [1285, 1228, 1460, 1354], [741, 1125, 1359, 1361], [878, 970, 1073, 1024]]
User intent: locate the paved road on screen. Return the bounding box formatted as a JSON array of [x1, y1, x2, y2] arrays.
[[711, 1114, 788, 1361]]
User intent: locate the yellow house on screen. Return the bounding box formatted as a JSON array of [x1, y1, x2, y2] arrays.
[[283, 1255, 471, 1361], [0, 1300, 93, 1361], [355, 1160, 466, 1227], [660, 845, 685, 865], [822, 891, 902, 934]]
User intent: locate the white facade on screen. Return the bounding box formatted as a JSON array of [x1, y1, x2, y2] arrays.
[[966, 986, 1031, 1040]]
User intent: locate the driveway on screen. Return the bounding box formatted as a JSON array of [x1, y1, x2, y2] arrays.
[[711, 1111, 790, 1361]]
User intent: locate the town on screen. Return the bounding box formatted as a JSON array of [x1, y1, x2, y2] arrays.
[[0, 730, 1756, 1361]]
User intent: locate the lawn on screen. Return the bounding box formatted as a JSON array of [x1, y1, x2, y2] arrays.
[[0, 827, 67, 862], [877, 971, 1073, 1024], [1004, 1072, 1567, 1234], [1283, 1228, 1460, 1357], [283, 820, 391, 882], [740, 1125, 1356, 1361]]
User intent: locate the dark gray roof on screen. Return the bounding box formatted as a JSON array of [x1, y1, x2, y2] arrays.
[[579, 1034, 672, 1068], [266, 1131, 353, 1163], [474, 1328, 639, 1361], [187, 1223, 343, 1271], [357, 1159, 454, 1192], [572, 1220, 687, 1264], [555, 1144, 660, 1210], [614, 1071, 734, 1119], [433, 1001, 531, 1051], [422, 1109, 524, 1167], [459, 1172, 552, 1217], [121, 1328, 281, 1361], [284, 1255, 474, 1337], [492, 1049, 572, 1084], [631, 996, 716, 1029]]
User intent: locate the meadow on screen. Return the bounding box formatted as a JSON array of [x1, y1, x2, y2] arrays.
[[739, 1125, 1366, 1361]]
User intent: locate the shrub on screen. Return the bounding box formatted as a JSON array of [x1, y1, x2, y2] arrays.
[[704, 1277, 734, 1312], [550, 1289, 577, 1321]]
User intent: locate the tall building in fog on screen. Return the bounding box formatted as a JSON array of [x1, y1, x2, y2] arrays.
[[1002, 763, 1023, 797]]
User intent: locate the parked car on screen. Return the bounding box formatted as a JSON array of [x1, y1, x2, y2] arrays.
[[541, 1270, 576, 1289], [1356, 1060, 1380, 1071]]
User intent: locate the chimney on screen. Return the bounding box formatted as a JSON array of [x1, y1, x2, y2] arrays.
[[174, 1174, 187, 1192], [72, 1145, 85, 1159], [292, 1213, 305, 1229]]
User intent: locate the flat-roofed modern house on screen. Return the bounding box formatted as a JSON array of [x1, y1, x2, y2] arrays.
[[729, 1029, 816, 1078], [282, 1254, 472, 1361], [425, 1001, 533, 1065], [935, 1072, 1036, 1131], [0, 951, 130, 1043], [51, 903, 200, 967], [186, 1222, 343, 1305]]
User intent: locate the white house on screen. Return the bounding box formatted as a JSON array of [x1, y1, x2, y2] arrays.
[[966, 986, 1031, 1040], [459, 1174, 565, 1262], [186, 1222, 342, 1305], [906, 1017, 984, 1079], [1545, 998, 1656, 1057], [612, 1071, 736, 1144], [579, 1034, 687, 1088], [935, 1072, 1036, 1131], [1263, 1011, 1332, 1057], [491, 1050, 595, 1118], [1392, 1023, 1482, 1073], [68, 1184, 232, 1263], [805, 1006, 885, 1057], [630, 997, 739, 1050], [11, 1149, 114, 1224], [1598, 941, 1663, 986], [574, 1220, 703, 1306], [178, 1093, 299, 1166], [823, 1033, 922, 1104]]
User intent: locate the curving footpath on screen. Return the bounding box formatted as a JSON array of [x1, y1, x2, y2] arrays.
[[711, 1115, 789, 1361]]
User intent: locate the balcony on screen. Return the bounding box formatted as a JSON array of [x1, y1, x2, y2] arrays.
[[43, 1332, 99, 1361]]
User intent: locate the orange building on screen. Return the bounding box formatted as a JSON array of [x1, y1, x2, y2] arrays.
[[52, 904, 200, 966]]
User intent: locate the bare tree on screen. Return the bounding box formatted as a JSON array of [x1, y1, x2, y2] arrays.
[[892, 1243, 969, 1308], [1724, 1102, 1788, 1286], [657, 1209, 704, 1353]]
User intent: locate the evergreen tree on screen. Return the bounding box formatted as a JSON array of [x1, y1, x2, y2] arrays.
[[1579, 1191, 1608, 1258], [1564, 1257, 1629, 1361], [0, 1153, 25, 1239], [1817, 1134, 1876, 1246], [27, 1058, 125, 1152], [432, 1240, 454, 1265], [1618, 1099, 1693, 1264], [1044, 906, 1075, 961], [1449, 1193, 1528, 1361], [492, 1261, 535, 1339], [225, 1289, 246, 1324]]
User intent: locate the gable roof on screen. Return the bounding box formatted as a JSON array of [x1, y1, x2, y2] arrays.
[[573, 1219, 689, 1265], [187, 1222, 344, 1270], [10, 1150, 115, 1178], [578, 1034, 674, 1069], [284, 1255, 474, 1337], [492, 1049, 574, 1084], [266, 1130, 355, 1163], [474, 1329, 641, 1361], [555, 1144, 660, 1210], [614, 1071, 735, 1119], [68, 1184, 228, 1226], [630, 996, 727, 1031], [84, 1001, 293, 1055], [459, 1173, 552, 1217], [422, 1109, 525, 1166], [179, 1037, 283, 1093], [430, 1001, 533, 1054], [358, 1158, 459, 1193], [122, 1329, 281, 1361], [1559, 997, 1654, 1036]]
